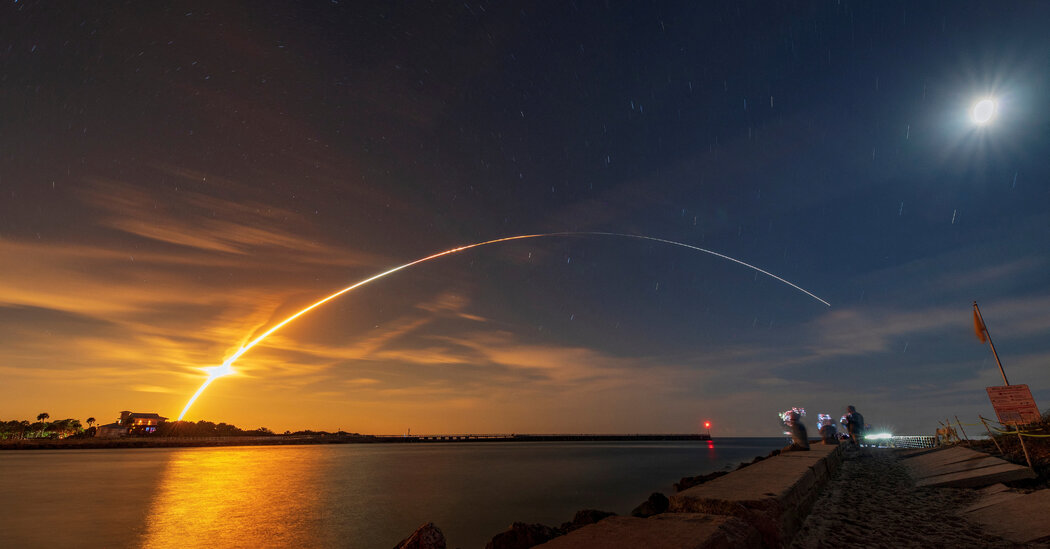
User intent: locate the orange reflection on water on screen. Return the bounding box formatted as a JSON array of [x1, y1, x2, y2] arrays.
[[141, 446, 328, 548]]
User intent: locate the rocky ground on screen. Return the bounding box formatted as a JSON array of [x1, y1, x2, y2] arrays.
[[790, 446, 1025, 548]]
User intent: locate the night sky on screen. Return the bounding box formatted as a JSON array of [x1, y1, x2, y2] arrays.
[[3, 1, 1049, 436]]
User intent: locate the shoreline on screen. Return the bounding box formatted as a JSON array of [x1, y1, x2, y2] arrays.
[[431, 443, 840, 548], [489, 443, 1043, 548], [0, 432, 711, 450]]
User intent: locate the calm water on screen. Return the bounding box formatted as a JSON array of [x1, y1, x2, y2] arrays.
[[0, 438, 783, 548]]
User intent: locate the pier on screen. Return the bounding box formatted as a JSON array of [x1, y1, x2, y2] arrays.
[[374, 433, 712, 443]]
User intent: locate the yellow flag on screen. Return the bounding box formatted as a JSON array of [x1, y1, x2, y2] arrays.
[[973, 309, 987, 343]]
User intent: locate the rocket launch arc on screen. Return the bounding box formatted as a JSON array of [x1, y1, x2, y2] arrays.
[[176, 232, 830, 420]]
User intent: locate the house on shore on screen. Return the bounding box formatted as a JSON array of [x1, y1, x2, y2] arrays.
[[95, 411, 168, 437]]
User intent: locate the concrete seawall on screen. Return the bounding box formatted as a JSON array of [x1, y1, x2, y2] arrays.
[[539, 443, 844, 548]]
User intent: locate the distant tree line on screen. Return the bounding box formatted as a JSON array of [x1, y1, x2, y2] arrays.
[[1, 413, 349, 440], [0, 413, 87, 440], [155, 420, 275, 437]]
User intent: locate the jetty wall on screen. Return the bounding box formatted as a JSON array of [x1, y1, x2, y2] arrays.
[[540, 442, 844, 548]]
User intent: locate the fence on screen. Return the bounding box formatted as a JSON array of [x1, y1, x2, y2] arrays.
[[866, 435, 937, 449]]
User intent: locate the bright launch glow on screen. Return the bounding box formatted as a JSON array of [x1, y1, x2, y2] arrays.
[[971, 98, 997, 125], [177, 232, 831, 420]]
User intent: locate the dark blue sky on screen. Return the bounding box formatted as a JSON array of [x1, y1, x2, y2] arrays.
[[2, 1, 1048, 435]]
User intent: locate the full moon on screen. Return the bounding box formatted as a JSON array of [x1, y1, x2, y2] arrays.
[[972, 98, 997, 125]]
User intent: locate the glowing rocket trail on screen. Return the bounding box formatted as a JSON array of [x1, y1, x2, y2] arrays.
[[177, 232, 829, 420]]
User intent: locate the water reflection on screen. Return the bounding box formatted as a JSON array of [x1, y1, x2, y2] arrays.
[[141, 446, 327, 548], [1, 440, 787, 548], [0, 449, 168, 547]]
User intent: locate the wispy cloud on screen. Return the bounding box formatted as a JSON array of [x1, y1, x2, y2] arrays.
[[83, 177, 338, 256], [798, 293, 1050, 362]]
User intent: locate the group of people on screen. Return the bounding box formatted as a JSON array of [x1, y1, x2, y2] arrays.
[[783, 405, 865, 451]]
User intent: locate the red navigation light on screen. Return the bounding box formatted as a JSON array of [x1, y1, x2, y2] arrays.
[[703, 421, 711, 429]]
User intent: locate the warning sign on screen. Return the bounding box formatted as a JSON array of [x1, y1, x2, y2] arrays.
[[986, 384, 1042, 425]]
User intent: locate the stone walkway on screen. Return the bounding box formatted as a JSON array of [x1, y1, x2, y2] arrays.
[[902, 446, 1035, 488], [790, 447, 1025, 548], [532, 445, 1046, 548]]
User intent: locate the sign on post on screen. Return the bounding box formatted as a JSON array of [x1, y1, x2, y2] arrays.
[[986, 384, 1041, 425]]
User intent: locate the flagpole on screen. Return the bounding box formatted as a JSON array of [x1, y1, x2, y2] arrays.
[[974, 301, 1009, 386]]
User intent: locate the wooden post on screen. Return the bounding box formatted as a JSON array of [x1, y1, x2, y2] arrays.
[[1017, 429, 1033, 469], [955, 415, 970, 443], [980, 416, 1004, 455]]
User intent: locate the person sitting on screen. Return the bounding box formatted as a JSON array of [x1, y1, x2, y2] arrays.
[[846, 405, 864, 446], [818, 413, 838, 444], [785, 411, 810, 451]]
